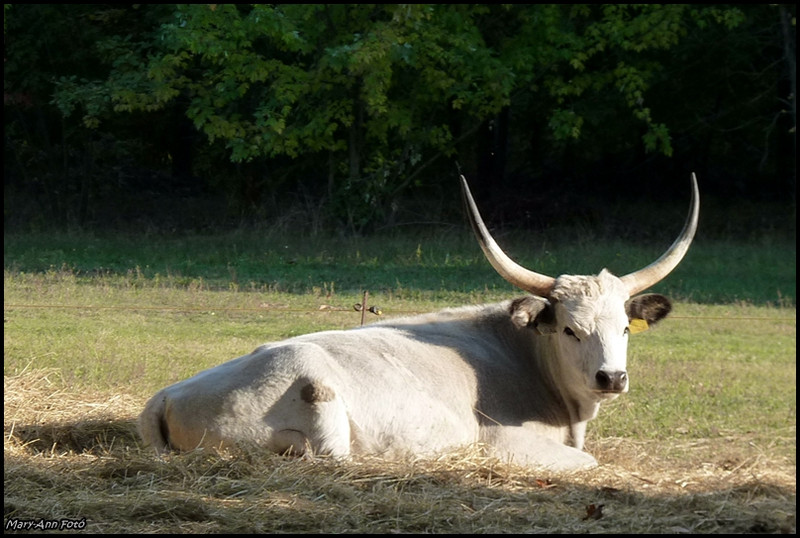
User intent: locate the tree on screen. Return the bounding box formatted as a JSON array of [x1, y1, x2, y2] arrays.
[[4, 4, 191, 228], [52, 5, 515, 230], [10, 4, 788, 233], [49, 5, 749, 230]]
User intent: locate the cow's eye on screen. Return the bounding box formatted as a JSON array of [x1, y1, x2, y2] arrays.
[[563, 327, 580, 341], [624, 327, 630, 336]]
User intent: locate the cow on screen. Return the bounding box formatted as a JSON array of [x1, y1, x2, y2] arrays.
[[139, 174, 699, 471]]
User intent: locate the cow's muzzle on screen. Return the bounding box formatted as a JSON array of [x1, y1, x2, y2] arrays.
[[595, 370, 628, 393]]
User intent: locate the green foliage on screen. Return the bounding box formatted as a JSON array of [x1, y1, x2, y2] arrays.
[[25, 4, 756, 231], [7, 4, 793, 235], [66, 4, 737, 159]]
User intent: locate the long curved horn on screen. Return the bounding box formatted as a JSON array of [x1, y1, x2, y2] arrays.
[[620, 173, 700, 296], [461, 175, 556, 296]]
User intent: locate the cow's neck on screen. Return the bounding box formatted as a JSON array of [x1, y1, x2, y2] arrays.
[[534, 336, 602, 450]]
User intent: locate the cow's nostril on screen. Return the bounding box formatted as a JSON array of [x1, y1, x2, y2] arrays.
[[596, 371, 627, 392], [595, 370, 611, 389]]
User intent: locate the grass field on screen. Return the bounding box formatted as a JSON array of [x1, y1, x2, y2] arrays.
[[4, 229, 796, 533]]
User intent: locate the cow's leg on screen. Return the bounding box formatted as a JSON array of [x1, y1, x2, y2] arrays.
[[298, 379, 351, 457], [481, 425, 598, 471]]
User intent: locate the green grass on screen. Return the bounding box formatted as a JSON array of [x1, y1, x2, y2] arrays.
[[3, 228, 796, 304], [592, 303, 795, 453], [3, 229, 796, 458], [3, 230, 796, 534]]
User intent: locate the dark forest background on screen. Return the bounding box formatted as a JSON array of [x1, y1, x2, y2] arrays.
[[4, 4, 796, 236]]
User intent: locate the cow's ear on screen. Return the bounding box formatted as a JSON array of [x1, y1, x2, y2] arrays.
[[626, 294, 672, 327], [510, 296, 556, 334]]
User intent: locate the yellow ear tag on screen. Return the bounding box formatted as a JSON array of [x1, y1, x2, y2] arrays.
[[629, 319, 649, 334]]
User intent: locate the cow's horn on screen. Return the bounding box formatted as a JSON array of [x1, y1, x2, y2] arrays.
[[620, 173, 700, 296], [461, 175, 556, 296]]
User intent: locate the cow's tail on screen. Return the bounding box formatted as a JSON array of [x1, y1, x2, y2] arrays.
[[138, 392, 170, 454]]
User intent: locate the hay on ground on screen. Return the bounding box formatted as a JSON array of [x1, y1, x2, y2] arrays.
[[4, 369, 796, 534]]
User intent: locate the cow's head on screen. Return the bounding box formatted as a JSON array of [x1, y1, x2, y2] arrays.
[[463, 174, 699, 402]]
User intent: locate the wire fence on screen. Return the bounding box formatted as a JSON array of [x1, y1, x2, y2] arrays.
[[4, 301, 796, 324]]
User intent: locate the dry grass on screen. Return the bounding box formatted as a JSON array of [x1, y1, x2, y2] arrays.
[[4, 369, 796, 534]]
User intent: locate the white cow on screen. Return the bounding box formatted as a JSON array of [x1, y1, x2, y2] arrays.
[[139, 174, 699, 471]]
